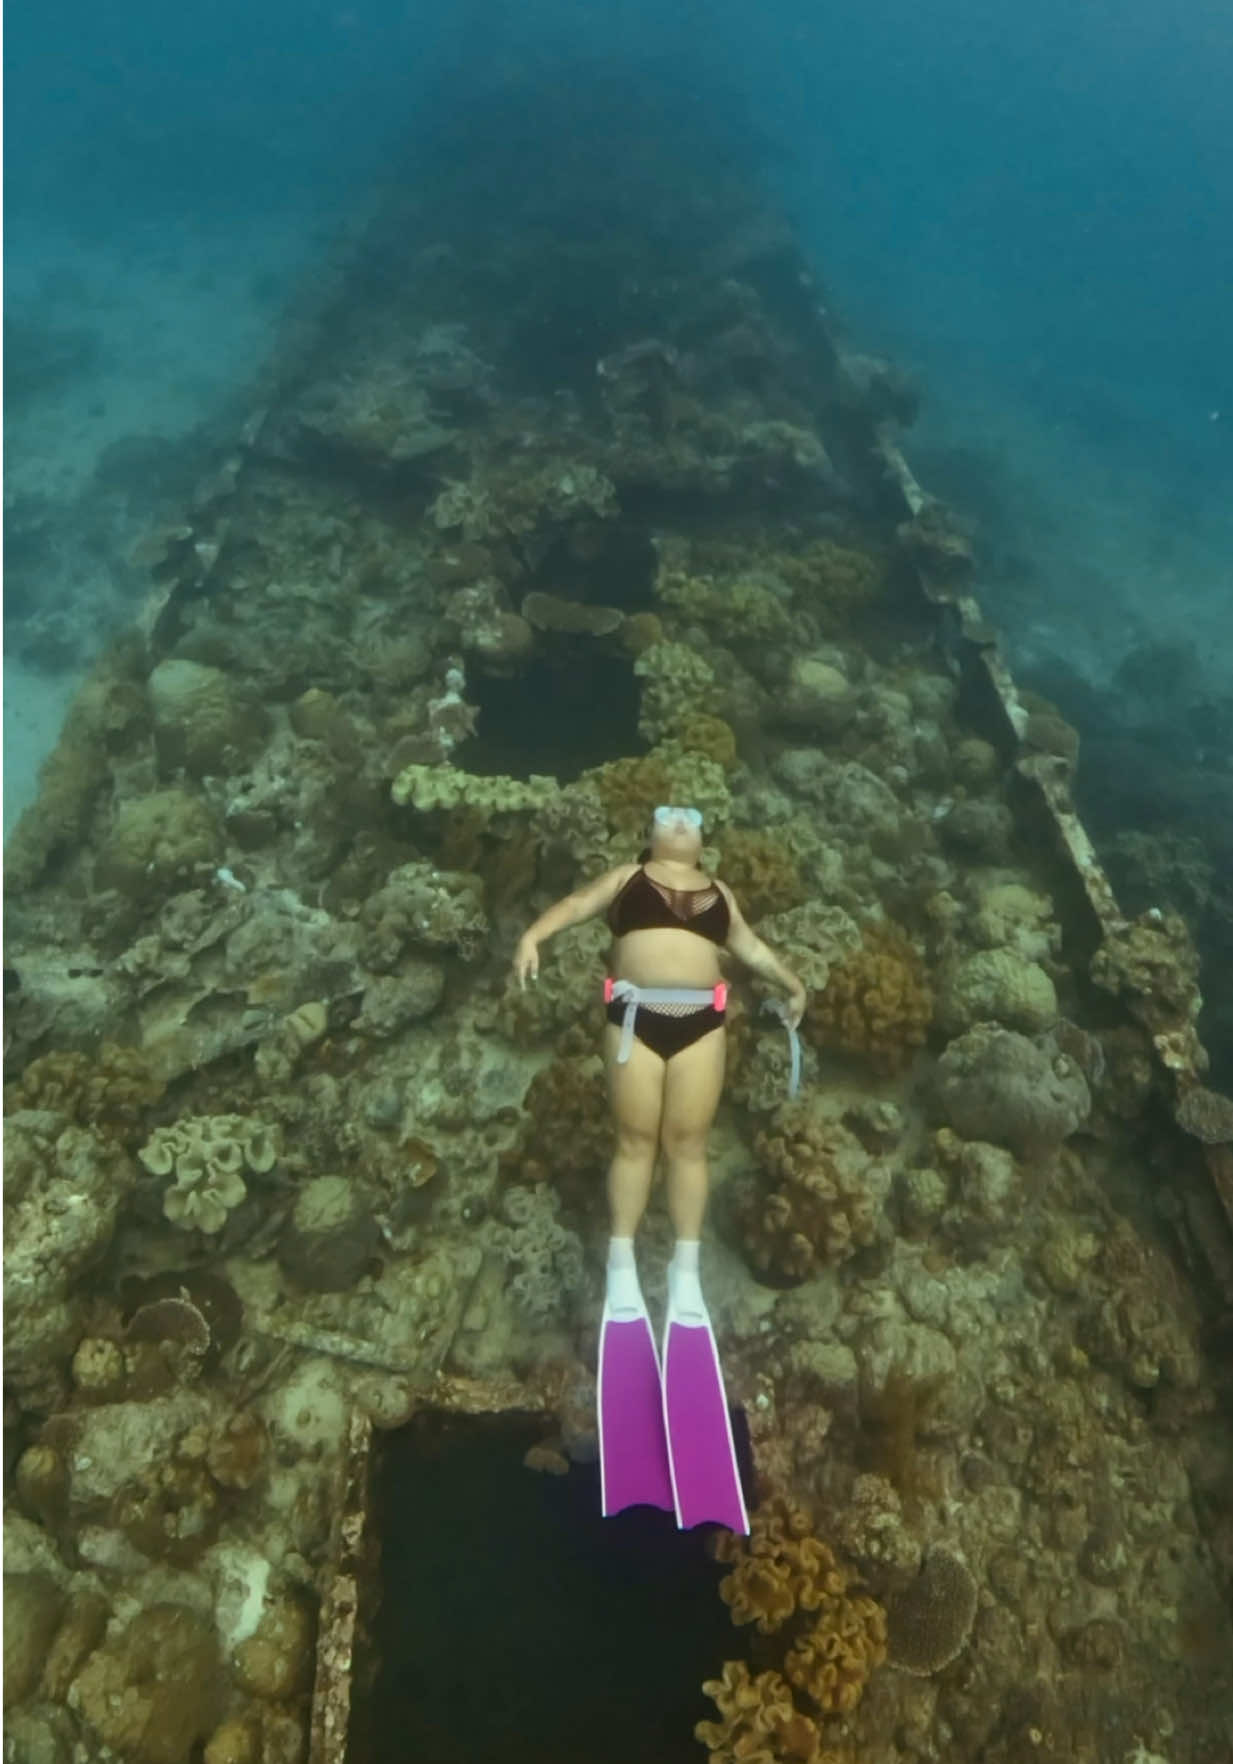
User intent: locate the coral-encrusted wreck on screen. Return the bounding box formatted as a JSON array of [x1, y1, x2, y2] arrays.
[[5, 71, 1233, 1764]]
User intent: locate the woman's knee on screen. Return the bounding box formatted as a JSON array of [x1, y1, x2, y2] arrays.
[[613, 1126, 658, 1169], [660, 1125, 708, 1163]]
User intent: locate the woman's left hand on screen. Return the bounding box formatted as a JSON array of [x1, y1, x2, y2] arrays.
[[785, 982, 807, 1029]]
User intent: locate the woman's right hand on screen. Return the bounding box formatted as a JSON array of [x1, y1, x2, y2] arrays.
[[514, 934, 540, 989]]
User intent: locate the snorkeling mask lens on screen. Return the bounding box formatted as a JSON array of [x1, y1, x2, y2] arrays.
[[653, 805, 703, 830]]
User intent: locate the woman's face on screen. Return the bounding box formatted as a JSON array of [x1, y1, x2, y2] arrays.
[[649, 809, 703, 865]]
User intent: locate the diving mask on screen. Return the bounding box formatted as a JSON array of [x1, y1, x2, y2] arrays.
[[653, 805, 703, 830]]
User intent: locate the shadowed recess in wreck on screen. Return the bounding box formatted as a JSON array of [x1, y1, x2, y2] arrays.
[[466, 650, 644, 781], [363, 1409, 747, 1763]]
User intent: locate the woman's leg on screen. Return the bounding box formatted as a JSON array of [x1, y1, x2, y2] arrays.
[[603, 1023, 667, 1236], [659, 1026, 726, 1239]]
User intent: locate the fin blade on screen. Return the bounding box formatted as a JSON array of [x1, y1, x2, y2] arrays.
[[598, 1307, 674, 1517], [662, 1312, 750, 1534]]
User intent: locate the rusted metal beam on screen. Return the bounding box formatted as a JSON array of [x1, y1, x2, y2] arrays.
[[868, 424, 1233, 1294]]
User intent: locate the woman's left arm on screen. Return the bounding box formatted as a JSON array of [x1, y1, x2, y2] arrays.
[[716, 881, 807, 1026]]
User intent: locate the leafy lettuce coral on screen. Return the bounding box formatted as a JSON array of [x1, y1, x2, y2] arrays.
[[698, 1491, 886, 1761], [139, 1115, 278, 1234]]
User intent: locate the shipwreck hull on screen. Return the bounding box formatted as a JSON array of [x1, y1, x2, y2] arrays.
[[5, 73, 1232, 1764]]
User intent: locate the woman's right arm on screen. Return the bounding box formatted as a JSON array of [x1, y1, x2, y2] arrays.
[[513, 864, 638, 987]]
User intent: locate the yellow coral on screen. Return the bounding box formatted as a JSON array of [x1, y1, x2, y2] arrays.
[[584, 743, 731, 842], [807, 922, 931, 1075], [783, 1593, 887, 1714], [696, 1662, 827, 1763], [712, 1494, 854, 1635], [700, 1497, 884, 1756]]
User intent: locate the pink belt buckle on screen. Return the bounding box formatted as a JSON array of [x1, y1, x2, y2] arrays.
[[713, 982, 729, 1011], [604, 976, 615, 1004]]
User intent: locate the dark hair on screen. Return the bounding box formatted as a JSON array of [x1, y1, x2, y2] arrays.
[[637, 845, 652, 863]]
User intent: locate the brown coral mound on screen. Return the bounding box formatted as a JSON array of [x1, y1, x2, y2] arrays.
[[884, 1547, 977, 1676], [506, 1056, 610, 1191], [671, 711, 739, 772], [4, 1042, 165, 1142], [806, 922, 931, 1075], [745, 1103, 884, 1280], [72, 1604, 222, 1763], [589, 751, 677, 838], [717, 829, 808, 922]]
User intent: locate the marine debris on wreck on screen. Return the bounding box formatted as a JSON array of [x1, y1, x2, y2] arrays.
[[5, 69, 1233, 1764]]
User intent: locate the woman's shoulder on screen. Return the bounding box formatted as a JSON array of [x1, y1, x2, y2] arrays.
[[601, 860, 642, 895]]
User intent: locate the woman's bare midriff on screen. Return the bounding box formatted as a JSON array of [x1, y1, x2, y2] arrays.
[[610, 926, 724, 990]]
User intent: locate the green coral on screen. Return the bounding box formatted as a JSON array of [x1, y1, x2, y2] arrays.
[[139, 1114, 278, 1234], [657, 567, 796, 644], [634, 641, 715, 743], [775, 538, 890, 632]]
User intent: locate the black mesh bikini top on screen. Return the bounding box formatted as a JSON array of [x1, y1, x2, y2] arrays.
[[608, 866, 731, 945]]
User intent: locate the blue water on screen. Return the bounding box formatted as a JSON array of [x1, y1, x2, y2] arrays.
[[7, 0, 1230, 675]]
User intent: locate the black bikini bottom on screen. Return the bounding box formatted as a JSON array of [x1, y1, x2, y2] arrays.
[[605, 999, 725, 1061]]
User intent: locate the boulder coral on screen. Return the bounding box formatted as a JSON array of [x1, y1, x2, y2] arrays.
[[277, 1175, 381, 1293], [935, 947, 1058, 1037], [147, 658, 267, 778], [932, 1025, 1090, 1157], [96, 789, 222, 898], [359, 862, 489, 968], [68, 1603, 223, 1764]]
